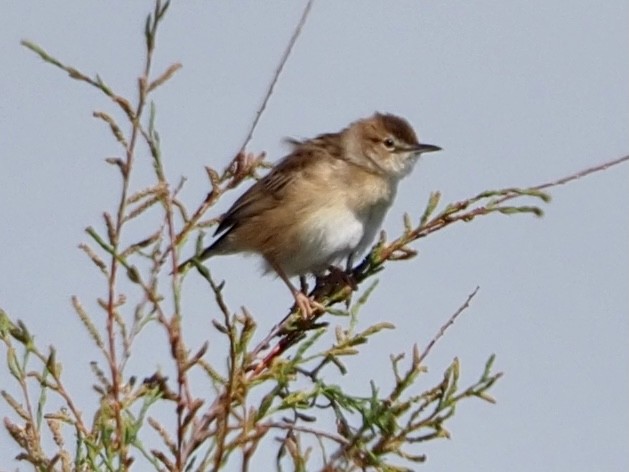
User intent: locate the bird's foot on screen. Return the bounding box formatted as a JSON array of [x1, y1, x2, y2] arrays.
[[292, 290, 325, 318]]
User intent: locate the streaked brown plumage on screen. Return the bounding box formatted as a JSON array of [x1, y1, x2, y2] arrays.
[[178, 113, 440, 315]]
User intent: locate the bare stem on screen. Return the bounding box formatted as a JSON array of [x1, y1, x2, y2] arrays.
[[418, 286, 480, 364], [238, 0, 315, 154]]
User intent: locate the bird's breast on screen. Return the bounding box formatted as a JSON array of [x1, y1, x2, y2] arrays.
[[345, 174, 397, 256], [300, 204, 364, 258], [270, 167, 397, 276]]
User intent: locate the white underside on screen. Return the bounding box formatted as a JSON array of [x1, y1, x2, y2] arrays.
[[276, 200, 392, 276]]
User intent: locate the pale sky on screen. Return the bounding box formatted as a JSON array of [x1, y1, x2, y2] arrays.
[[1, 1, 628, 471]]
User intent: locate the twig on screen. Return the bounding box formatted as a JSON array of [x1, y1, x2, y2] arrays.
[[238, 0, 315, 154], [418, 286, 480, 364], [534, 153, 629, 191], [265, 421, 348, 446]]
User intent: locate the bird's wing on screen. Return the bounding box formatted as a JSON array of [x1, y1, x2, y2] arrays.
[[214, 147, 320, 236]]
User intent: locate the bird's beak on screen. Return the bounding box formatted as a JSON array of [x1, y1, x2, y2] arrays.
[[412, 143, 441, 154]]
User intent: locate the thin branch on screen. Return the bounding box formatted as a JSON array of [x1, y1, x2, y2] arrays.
[[238, 0, 315, 154], [265, 421, 348, 446], [534, 153, 629, 191], [418, 286, 480, 364]]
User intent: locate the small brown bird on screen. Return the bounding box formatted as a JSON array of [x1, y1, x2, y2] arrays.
[[178, 113, 440, 315]]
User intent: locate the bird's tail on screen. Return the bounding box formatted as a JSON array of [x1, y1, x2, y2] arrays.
[[175, 229, 235, 274], [175, 245, 216, 274]]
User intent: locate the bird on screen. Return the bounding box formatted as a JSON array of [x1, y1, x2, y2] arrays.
[[177, 113, 441, 316]]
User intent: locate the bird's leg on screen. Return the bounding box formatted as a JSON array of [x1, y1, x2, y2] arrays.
[[269, 262, 324, 318], [345, 252, 355, 273], [347, 253, 356, 309], [299, 275, 309, 293]]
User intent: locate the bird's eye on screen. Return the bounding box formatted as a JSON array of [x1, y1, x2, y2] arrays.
[[383, 138, 395, 149]]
